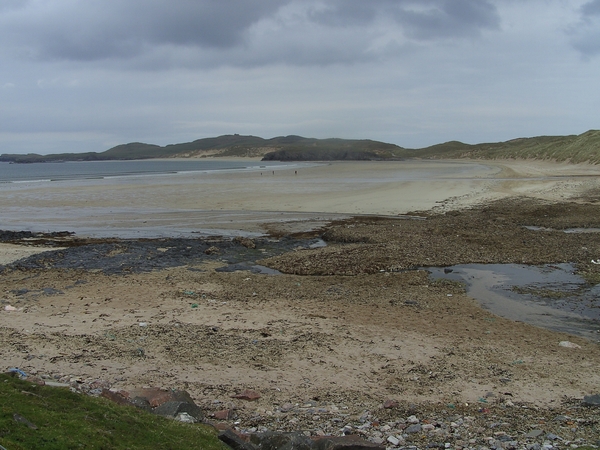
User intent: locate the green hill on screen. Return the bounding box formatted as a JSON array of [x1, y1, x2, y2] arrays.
[[1, 130, 598, 163], [409, 130, 600, 164]]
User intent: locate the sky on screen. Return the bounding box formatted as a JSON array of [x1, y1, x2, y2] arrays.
[[1, 0, 599, 154]]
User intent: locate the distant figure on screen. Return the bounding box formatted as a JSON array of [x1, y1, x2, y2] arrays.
[[295, 170, 297, 175], [272, 171, 274, 175]]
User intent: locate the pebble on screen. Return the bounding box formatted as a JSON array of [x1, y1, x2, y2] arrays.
[[388, 435, 401, 446], [26, 371, 600, 450]]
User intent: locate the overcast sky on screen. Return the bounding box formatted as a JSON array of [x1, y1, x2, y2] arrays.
[[1, 0, 599, 154]]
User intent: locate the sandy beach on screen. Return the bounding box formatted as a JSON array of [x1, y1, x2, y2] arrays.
[[1, 159, 598, 239], [1, 158, 600, 446]]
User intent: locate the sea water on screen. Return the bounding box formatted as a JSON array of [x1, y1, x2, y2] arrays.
[[0, 159, 291, 183]]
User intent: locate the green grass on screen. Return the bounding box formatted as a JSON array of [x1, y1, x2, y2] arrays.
[[408, 129, 600, 164], [0, 374, 226, 450]]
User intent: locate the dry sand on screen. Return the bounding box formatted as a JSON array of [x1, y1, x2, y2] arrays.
[[1, 158, 600, 432]]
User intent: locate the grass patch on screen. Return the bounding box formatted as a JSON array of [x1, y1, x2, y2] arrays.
[[0, 374, 225, 450]]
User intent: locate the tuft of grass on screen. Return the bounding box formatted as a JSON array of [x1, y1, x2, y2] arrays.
[[0, 374, 226, 450]]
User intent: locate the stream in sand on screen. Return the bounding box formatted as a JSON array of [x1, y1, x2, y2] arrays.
[[427, 262, 600, 342]]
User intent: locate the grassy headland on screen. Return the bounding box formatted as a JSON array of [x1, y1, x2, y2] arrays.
[[0, 374, 224, 450]]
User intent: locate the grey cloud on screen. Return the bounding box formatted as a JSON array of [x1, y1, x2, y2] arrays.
[[0, 0, 500, 68], [569, 0, 600, 57], [581, 0, 600, 16], [309, 0, 500, 39], [1, 0, 288, 61]]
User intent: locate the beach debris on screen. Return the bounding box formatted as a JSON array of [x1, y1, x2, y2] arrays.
[[4, 304, 19, 311], [559, 341, 581, 349], [8, 368, 27, 379], [591, 259, 600, 264], [138, 322, 148, 327]]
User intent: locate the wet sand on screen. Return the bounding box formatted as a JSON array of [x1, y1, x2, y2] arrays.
[[1, 159, 598, 238]]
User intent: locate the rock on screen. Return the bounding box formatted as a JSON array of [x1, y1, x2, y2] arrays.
[[101, 389, 136, 407], [13, 413, 37, 429], [128, 387, 195, 408], [280, 403, 296, 412], [234, 237, 256, 249], [405, 424, 422, 434], [233, 390, 261, 401], [250, 431, 314, 450], [214, 409, 233, 420], [383, 399, 398, 409], [27, 376, 46, 386], [152, 401, 203, 422], [313, 435, 385, 450], [582, 394, 600, 406], [219, 429, 256, 450], [558, 341, 581, 349], [525, 430, 545, 439], [387, 435, 401, 446], [205, 246, 221, 255], [176, 412, 197, 423], [406, 415, 420, 424]]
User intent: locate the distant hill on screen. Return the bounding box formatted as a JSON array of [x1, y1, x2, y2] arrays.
[[409, 130, 600, 164], [0, 135, 404, 163], [0, 130, 598, 163]]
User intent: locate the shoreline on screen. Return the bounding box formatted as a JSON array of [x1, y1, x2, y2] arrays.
[[3, 159, 598, 240]]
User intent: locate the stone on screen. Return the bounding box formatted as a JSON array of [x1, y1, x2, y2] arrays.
[[234, 237, 256, 249], [233, 390, 261, 401], [280, 403, 295, 412], [525, 430, 545, 439], [387, 436, 400, 446], [250, 431, 315, 450], [176, 412, 196, 423], [13, 413, 37, 430], [405, 424, 422, 434], [101, 389, 135, 407], [558, 341, 581, 349], [152, 401, 203, 421], [27, 376, 46, 386], [205, 246, 220, 255], [219, 429, 256, 450], [383, 399, 398, 409], [582, 394, 600, 406], [128, 387, 195, 408], [407, 415, 420, 424], [214, 409, 233, 420], [313, 435, 385, 450]]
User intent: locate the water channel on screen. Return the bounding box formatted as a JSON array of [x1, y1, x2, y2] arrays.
[[427, 263, 600, 342]]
